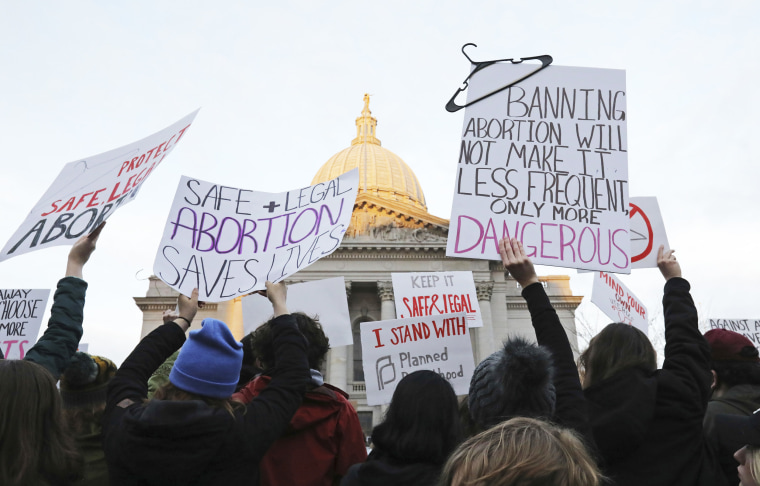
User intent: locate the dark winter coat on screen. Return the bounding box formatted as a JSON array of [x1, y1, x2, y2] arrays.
[[705, 383, 760, 486], [340, 448, 440, 486], [522, 281, 595, 448], [25, 276, 87, 379], [102, 315, 309, 486], [583, 277, 725, 486]]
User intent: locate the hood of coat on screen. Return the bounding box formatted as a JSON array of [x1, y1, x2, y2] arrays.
[[583, 366, 658, 462], [244, 375, 349, 434], [351, 449, 441, 486], [115, 399, 236, 482]]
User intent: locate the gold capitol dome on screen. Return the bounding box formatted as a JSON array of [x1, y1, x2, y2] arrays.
[[312, 94, 448, 237]]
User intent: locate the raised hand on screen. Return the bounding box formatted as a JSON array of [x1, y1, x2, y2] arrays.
[[66, 222, 105, 278], [656, 245, 681, 281], [175, 288, 199, 331], [499, 237, 539, 288], [264, 281, 289, 317]]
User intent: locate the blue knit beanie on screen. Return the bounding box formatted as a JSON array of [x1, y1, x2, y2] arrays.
[[169, 318, 243, 399]]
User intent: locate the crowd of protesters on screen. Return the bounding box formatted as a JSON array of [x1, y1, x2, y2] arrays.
[[1, 226, 759, 486]]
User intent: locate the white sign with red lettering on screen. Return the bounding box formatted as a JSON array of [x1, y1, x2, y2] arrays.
[[1, 110, 199, 262], [0, 289, 50, 359], [241, 277, 353, 347], [591, 271, 648, 333], [361, 312, 474, 406], [391, 271, 483, 327]]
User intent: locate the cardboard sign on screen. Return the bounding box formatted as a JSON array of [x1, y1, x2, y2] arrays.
[[591, 272, 648, 333], [242, 277, 353, 347], [0, 289, 50, 359], [360, 312, 474, 406], [154, 169, 358, 302], [707, 319, 760, 349], [447, 63, 630, 273], [391, 271, 483, 327], [629, 197, 669, 269], [0, 111, 199, 262]]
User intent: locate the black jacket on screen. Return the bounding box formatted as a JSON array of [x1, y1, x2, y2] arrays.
[[340, 448, 440, 486], [102, 315, 308, 486], [522, 282, 595, 449], [584, 277, 725, 486]]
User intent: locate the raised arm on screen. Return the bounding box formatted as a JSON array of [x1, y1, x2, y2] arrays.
[[242, 281, 309, 458], [104, 289, 198, 415], [658, 246, 712, 407], [24, 222, 105, 378], [499, 237, 593, 445]]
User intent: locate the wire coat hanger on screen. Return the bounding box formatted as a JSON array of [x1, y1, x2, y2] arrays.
[[445, 43, 553, 113]]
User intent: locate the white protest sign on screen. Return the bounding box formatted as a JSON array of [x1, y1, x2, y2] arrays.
[[154, 169, 359, 302], [242, 277, 353, 347], [447, 63, 630, 273], [591, 271, 648, 333], [0, 289, 50, 359], [629, 197, 669, 269], [391, 271, 483, 327], [1, 110, 199, 262], [360, 312, 474, 406], [707, 319, 760, 349]]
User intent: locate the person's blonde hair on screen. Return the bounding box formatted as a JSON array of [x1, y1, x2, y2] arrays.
[[747, 446, 760, 483], [439, 417, 603, 486]]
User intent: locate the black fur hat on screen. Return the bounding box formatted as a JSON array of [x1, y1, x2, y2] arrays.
[[468, 337, 556, 429], [60, 352, 117, 409]]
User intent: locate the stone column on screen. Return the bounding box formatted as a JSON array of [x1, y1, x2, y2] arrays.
[[475, 281, 496, 362], [377, 281, 396, 321]]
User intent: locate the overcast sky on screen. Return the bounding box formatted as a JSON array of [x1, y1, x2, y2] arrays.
[[1, 1, 758, 364]]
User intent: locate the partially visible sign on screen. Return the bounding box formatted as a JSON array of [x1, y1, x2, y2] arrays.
[[361, 312, 474, 406], [153, 169, 359, 302], [242, 277, 353, 347], [391, 271, 483, 327], [0, 289, 50, 359], [629, 197, 669, 269], [707, 319, 760, 349], [591, 272, 648, 333], [1, 110, 198, 262]]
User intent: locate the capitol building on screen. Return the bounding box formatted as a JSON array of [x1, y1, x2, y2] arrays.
[[135, 95, 583, 435]]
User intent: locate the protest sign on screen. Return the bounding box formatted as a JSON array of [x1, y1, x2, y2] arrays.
[[360, 312, 474, 406], [629, 197, 669, 269], [391, 271, 483, 327], [154, 169, 359, 302], [242, 277, 353, 346], [447, 63, 630, 273], [0, 110, 199, 262], [0, 289, 50, 359], [707, 319, 760, 349], [591, 271, 647, 333]]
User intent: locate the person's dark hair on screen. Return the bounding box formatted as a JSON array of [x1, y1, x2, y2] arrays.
[[372, 370, 463, 464], [248, 312, 329, 370], [151, 382, 245, 417], [579, 323, 656, 389], [713, 361, 760, 388], [0, 360, 84, 485]]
